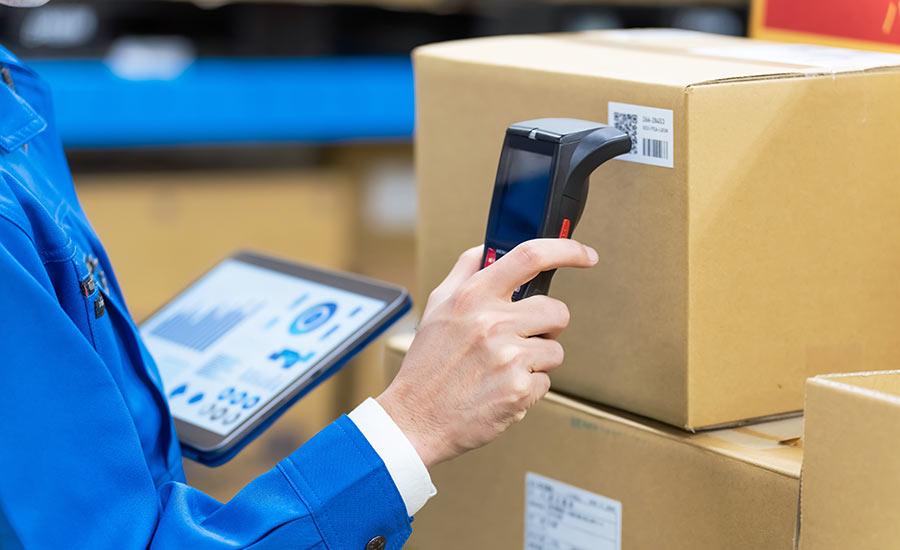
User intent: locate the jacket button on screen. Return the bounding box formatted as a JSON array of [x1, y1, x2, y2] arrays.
[[365, 535, 386, 550]]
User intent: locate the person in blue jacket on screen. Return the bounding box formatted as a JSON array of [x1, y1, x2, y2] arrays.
[[0, 3, 599, 548]]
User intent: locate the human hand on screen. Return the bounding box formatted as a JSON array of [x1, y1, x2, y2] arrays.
[[377, 239, 598, 468]]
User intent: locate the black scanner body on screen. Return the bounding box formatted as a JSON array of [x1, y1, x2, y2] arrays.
[[480, 118, 631, 301]]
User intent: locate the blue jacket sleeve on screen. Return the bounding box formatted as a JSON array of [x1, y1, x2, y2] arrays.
[[153, 416, 413, 550], [0, 217, 412, 550]]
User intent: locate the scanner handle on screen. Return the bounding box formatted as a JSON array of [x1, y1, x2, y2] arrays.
[[563, 126, 632, 205], [514, 127, 629, 301]]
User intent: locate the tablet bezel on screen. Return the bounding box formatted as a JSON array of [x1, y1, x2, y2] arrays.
[[143, 250, 411, 466]]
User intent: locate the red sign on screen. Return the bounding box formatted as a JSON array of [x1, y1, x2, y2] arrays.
[[753, 0, 900, 52]]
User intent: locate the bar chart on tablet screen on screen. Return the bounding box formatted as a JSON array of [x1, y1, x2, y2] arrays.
[[150, 303, 263, 352]]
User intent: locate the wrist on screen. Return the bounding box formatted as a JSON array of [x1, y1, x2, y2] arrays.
[[376, 391, 444, 469]]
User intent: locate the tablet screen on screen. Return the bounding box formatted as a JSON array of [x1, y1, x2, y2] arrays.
[[141, 258, 386, 436]]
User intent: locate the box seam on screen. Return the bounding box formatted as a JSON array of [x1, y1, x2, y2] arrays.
[[683, 86, 693, 431], [547, 393, 801, 479], [808, 374, 900, 406]]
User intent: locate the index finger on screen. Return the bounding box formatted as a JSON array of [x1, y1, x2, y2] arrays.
[[481, 239, 598, 297]]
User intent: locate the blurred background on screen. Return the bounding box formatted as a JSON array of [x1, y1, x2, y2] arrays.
[[0, 0, 749, 501]]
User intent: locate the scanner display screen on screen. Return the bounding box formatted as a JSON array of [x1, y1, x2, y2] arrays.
[[141, 259, 386, 436], [493, 147, 554, 244]]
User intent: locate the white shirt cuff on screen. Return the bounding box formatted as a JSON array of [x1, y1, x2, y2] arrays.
[[348, 397, 437, 517]]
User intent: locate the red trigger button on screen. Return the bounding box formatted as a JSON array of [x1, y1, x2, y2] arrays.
[[559, 218, 571, 239], [485, 248, 497, 267]]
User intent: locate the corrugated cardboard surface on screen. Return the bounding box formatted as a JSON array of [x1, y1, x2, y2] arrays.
[[417, 396, 802, 550], [414, 29, 900, 429], [800, 371, 900, 550], [385, 335, 802, 549]]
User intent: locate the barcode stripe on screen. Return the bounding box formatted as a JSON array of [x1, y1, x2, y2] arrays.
[[642, 138, 668, 159]]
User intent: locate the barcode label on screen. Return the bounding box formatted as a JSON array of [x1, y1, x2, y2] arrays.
[[613, 112, 638, 154], [642, 138, 667, 159], [608, 102, 674, 168]]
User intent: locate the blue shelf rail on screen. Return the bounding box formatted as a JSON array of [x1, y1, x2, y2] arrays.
[[28, 56, 415, 148]]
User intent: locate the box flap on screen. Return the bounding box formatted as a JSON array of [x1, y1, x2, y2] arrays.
[[415, 29, 900, 89], [547, 392, 803, 478], [808, 369, 900, 403]]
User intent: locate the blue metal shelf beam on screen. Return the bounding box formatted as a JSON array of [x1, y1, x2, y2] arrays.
[[28, 56, 415, 148]]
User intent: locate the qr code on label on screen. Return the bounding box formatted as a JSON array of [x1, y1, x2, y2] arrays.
[[612, 112, 638, 154]]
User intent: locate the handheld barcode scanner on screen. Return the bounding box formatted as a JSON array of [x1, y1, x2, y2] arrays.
[[481, 118, 631, 301]]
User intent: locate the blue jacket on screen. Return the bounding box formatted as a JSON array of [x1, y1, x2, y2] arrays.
[[0, 45, 411, 549]]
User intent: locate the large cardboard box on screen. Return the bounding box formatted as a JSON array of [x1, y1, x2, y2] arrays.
[[751, 0, 900, 54], [414, 29, 900, 429], [384, 335, 803, 550], [799, 371, 900, 550]]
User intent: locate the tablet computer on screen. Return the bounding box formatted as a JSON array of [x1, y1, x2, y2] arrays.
[[140, 251, 411, 466]]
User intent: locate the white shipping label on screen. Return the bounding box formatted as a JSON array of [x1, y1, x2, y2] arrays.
[[525, 472, 622, 550], [608, 102, 674, 168]]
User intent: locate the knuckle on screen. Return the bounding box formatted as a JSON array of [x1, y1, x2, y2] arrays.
[[494, 344, 519, 367], [510, 372, 532, 402], [472, 311, 493, 333], [471, 311, 504, 343], [451, 284, 479, 312], [548, 340, 565, 366], [425, 288, 445, 310], [536, 373, 551, 397], [516, 241, 541, 268], [427, 287, 442, 303]]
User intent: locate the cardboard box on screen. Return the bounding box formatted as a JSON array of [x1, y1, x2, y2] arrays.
[[751, 0, 900, 54], [414, 29, 900, 429], [800, 371, 900, 550], [384, 335, 803, 550]]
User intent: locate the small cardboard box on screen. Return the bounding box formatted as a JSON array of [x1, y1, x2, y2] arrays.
[[414, 29, 900, 429], [385, 335, 803, 550], [799, 371, 900, 550]]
